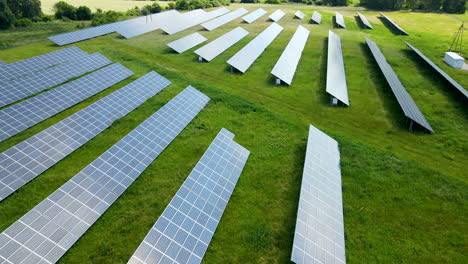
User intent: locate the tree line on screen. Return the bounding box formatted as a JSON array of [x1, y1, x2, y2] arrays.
[[360, 0, 466, 13]]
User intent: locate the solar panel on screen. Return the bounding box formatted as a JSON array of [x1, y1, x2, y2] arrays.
[[295, 11, 306, 20], [335, 12, 346, 28], [242, 8, 267, 24], [167, 33, 208, 54], [0, 86, 209, 264], [291, 124, 346, 264], [118, 10, 181, 39], [0, 63, 134, 142], [365, 37, 433, 133], [357, 12, 373, 29], [405, 42, 468, 100], [380, 13, 409, 35], [0, 60, 6, 66], [269, 9, 285, 22], [195, 27, 249, 62], [128, 128, 250, 264], [0, 47, 88, 83], [326, 31, 349, 106], [271, 25, 310, 85], [0, 71, 171, 202], [201, 8, 248, 31], [161, 8, 230, 35], [311, 11, 322, 24], [227, 23, 283, 73], [0, 53, 112, 108]]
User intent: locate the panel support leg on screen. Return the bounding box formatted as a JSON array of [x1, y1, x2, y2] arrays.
[[409, 120, 414, 132], [275, 78, 281, 86], [198, 56, 203, 63]]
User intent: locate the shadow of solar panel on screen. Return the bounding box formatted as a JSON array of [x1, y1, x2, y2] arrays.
[[291, 124, 346, 264], [0, 71, 171, 202], [295, 11, 306, 20], [405, 42, 468, 100], [357, 12, 373, 29], [0, 63, 134, 142], [167, 33, 207, 54], [0, 86, 210, 264], [227, 23, 283, 73], [335, 12, 346, 28], [311, 11, 322, 24], [201, 8, 248, 31], [365, 37, 433, 133], [271, 25, 309, 85], [162, 8, 230, 35], [242, 8, 267, 24], [0, 53, 112, 108], [269, 9, 285, 22], [380, 13, 409, 35], [326, 31, 349, 106], [128, 128, 249, 264], [195, 27, 249, 62], [0, 47, 87, 83]]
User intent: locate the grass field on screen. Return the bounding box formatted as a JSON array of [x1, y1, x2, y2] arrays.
[[41, 0, 170, 14], [0, 3, 467, 264]]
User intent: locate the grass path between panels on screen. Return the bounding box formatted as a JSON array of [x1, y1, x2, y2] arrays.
[[0, 4, 467, 264]]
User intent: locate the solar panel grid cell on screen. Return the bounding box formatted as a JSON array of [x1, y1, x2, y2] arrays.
[[242, 8, 267, 24], [167, 33, 208, 54], [0, 63, 134, 142], [269, 9, 285, 22], [195, 27, 249, 62], [291, 124, 346, 264], [0, 53, 112, 108], [128, 128, 249, 264], [0, 86, 210, 264], [0, 71, 171, 202]]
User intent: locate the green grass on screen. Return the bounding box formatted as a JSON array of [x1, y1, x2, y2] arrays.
[[0, 4, 467, 263]]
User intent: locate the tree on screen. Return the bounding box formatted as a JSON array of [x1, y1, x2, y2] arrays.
[[53, 1, 77, 20], [175, 0, 190, 10], [324, 0, 348, 5], [0, 0, 15, 29], [150, 2, 162, 13], [6, 0, 41, 19], [442, 0, 466, 13], [76, 6, 92, 20], [240, 0, 259, 3]]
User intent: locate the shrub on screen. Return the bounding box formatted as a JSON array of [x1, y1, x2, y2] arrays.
[[0, 0, 15, 29], [14, 17, 32, 27], [175, 0, 190, 10], [240, 0, 259, 3], [150, 2, 162, 13], [265, 0, 281, 3], [140, 5, 152, 15], [126, 7, 140, 16], [41, 14, 53, 22], [167, 2, 176, 9], [54, 1, 77, 20], [76, 6, 92, 20], [91, 10, 120, 26]]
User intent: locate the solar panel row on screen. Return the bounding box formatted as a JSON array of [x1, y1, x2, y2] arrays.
[[335, 12, 346, 28], [227, 23, 283, 73], [201, 8, 248, 31], [269, 9, 285, 22], [242, 8, 267, 24], [357, 12, 373, 29], [365, 37, 433, 133], [195, 27, 249, 62], [162, 8, 230, 35], [326, 31, 349, 106], [311, 11, 322, 24], [118, 10, 181, 39], [0, 71, 171, 202], [271, 25, 310, 85], [0, 53, 112, 108], [167, 33, 208, 54], [128, 128, 249, 264], [291, 124, 346, 264], [405, 41, 468, 100], [0, 60, 6, 66], [0, 86, 210, 264], [380, 13, 409, 35], [0, 63, 134, 142], [48, 22, 121, 46], [0, 47, 87, 83], [295, 11, 306, 20]]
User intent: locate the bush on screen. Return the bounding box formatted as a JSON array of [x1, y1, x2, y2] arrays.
[[0, 0, 15, 29], [240, 0, 259, 3], [126, 7, 140, 16], [265, 0, 281, 3], [76, 6, 92, 20], [167, 2, 176, 9], [150, 2, 162, 13], [91, 10, 120, 26], [7, 0, 41, 19], [175, 0, 190, 10], [14, 17, 32, 27], [41, 14, 53, 21], [140, 5, 152, 15], [54, 1, 77, 20]]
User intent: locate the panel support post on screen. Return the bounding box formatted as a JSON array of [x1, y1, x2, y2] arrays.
[[276, 78, 281, 86], [198, 56, 203, 63], [230, 66, 234, 73], [331, 97, 338, 106], [409, 120, 414, 132]]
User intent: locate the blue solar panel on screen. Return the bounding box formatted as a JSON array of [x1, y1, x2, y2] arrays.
[[0, 53, 112, 108], [0, 71, 171, 202], [0, 86, 210, 264], [0, 47, 87, 83], [128, 128, 250, 264], [0, 63, 134, 142]]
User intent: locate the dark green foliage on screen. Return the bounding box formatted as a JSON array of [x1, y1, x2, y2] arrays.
[[0, 0, 14, 29], [324, 0, 348, 5], [76, 6, 92, 20], [91, 10, 119, 26], [53, 1, 77, 20], [41, 14, 53, 22], [175, 0, 229, 10], [150, 2, 162, 13], [175, 0, 190, 10], [240, 0, 259, 3], [14, 17, 32, 27], [442, 0, 466, 13], [126, 7, 140, 16], [265, 0, 281, 4], [6, 0, 41, 19], [167, 2, 176, 9], [361, 0, 466, 13]]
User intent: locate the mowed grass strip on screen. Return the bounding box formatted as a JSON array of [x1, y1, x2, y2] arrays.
[[0, 4, 467, 264]]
